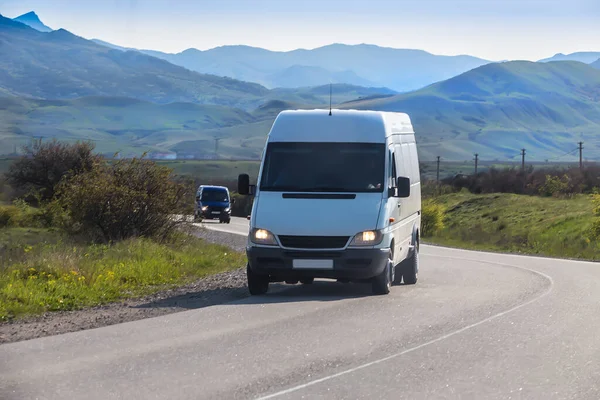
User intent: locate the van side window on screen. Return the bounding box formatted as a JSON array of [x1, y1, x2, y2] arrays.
[[389, 152, 397, 188]]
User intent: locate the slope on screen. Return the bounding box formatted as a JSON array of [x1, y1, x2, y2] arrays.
[[0, 96, 257, 156], [592, 59, 600, 69], [342, 61, 600, 161]]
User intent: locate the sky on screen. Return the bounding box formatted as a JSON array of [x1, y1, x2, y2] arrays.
[[1, 0, 599, 61]]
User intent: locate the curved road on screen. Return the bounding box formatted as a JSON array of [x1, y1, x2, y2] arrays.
[[2, 217, 600, 399]]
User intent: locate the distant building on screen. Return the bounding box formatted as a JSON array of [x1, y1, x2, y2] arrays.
[[148, 152, 177, 160]]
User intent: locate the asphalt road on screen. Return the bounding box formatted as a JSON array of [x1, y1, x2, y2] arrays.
[[2, 217, 600, 399]]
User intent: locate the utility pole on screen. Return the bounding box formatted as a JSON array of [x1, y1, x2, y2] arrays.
[[474, 153, 479, 176], [521, 148, 526, 172], [436, 156, 440, 184], [214, 137, 222, 159], [578, 141, 584, 171]]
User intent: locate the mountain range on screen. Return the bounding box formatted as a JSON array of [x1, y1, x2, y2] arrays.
[[2, 11, 600, 161]]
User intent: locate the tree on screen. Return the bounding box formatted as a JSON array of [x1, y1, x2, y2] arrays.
[[6, 139, 99, 202]]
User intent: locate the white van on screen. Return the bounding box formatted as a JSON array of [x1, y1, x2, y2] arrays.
[[238, 109, 421, 295]]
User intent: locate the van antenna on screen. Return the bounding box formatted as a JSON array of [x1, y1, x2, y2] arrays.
[[329, 82, 332, 116]]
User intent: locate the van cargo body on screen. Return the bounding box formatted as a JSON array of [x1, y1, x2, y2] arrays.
[[238, 109, 421, 295]]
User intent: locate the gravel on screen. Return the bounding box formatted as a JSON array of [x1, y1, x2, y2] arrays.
[[0, 227, 249, 345]]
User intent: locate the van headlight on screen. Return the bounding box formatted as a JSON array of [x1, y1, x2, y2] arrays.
[[349, 230, 383, 246], [201, 206, 208, 211], [250, 228, 278, 246]]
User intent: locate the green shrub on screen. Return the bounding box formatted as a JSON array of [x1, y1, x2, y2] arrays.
[[538, 174, 572, 197], [0, 201, 47, 228], [421, 200, 446, 237], [56, 156, 194, 243]]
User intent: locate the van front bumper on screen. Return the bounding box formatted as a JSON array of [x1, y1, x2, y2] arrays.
[[246, 246, 389, 281]]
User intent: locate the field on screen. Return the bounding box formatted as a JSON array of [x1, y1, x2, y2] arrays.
[[424, 192, 599, 260], [0, 227, 245, 321]]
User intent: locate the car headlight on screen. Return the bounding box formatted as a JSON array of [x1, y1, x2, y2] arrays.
[[201, 206, 208, 211], [224, 207, 231, 212], [349, 230, 384, 246], [250, 228, 278, 246]]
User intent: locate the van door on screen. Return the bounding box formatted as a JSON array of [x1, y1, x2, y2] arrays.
[[396, 142, 415, 258], [387, 146, 401, 263]]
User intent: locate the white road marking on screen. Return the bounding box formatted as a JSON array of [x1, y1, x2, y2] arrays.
[[255, 258, 555, 400]]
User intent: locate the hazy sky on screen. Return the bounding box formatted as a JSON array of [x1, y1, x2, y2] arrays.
[[1, 0, 599, 60]]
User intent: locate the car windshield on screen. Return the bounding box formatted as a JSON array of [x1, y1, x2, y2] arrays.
[[200, 189, 229, 202], [259, 142, 385, 193]]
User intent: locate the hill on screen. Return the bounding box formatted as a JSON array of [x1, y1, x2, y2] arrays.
[[0, 15, 271, 108], [342, 61, 600, 161], [266, 65, 375, 88], [12, 11, 52, 32], [539, 52, 600, 64], [132, 43, 490, 92], [592, 59, 600, 69], [0, 83, 395, 157]]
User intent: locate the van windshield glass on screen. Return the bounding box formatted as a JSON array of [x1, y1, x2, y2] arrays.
[[260, 142, 385, 193], [201, 189, 229, 202]]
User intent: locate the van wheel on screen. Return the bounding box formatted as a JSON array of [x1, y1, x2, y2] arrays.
[[402, 238, 419, 285], [300, 278, 314, 285], [372, 259, 391, 295], [247, 264, 269, 295]]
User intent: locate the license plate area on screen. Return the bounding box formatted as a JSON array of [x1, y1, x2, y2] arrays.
[[211, 211, 221, 214], [292, 259, 334, 269]]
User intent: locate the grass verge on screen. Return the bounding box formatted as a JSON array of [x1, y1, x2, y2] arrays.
[[424, 192, 600, 260], [0, 231, 245, 321]]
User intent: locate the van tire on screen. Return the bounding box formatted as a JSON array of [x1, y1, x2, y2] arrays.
[[402, 238, 419, 285], [372, 259, 391, 295], [247, 264, 269, 295]]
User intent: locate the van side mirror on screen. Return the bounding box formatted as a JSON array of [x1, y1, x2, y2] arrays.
[[231, 198, 236, 204], [238, 174, 250, 195], [195, 195, 200, 201], [397, 177, 410, 198]]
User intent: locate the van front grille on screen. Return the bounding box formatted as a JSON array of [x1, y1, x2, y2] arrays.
[[278, 235, 350, 249]]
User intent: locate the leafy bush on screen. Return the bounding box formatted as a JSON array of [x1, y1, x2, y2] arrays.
[[421, 200, 446, 237], [56, 157, 194, 243], [6, 139, 99, 203], [538, 174, 572, 197], [0, 200, 47, 228]]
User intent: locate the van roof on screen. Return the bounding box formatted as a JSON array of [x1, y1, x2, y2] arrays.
[[267, 109, 413, 143], [199, 185, 228, 190]]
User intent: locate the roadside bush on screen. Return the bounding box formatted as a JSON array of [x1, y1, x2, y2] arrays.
[[421, 199, 446, 237], [443, 165, 599, 197], [56, 157, 195, 243], [589, 193, 600, 240], [6, 139, 100, 203]]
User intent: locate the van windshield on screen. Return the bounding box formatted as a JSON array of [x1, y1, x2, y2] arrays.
[[201, 189, 229, 202], [260, 142, 385, 193]]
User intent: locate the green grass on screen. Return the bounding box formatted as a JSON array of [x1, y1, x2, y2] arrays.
[[424, 192, 600, 260], [0, 231, 246, 321]]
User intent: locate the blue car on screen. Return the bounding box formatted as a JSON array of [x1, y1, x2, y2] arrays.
[[195, 185, 233, 224]]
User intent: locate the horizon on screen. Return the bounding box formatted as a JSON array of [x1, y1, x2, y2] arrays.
[[2, 0, 599, 61]]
